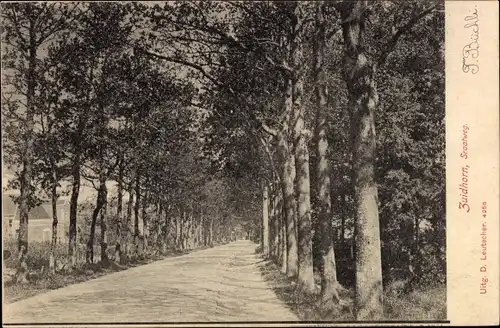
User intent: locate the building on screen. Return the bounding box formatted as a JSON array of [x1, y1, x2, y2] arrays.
[[3, 194, 70, 243]]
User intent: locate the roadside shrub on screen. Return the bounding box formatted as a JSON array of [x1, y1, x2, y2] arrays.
[[4, 240, 69, 271], [4, 240, 18, 269]]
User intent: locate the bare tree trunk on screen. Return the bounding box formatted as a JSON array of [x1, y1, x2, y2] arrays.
[[203, 216, 208, 247], [142, 190, 149, 254], [87, 182, 106, 264], [184, 211, 190, 250], [209, 216, 214, 247], [164, 204, 171, 253], [16, 15, 37, 284], [134, 171, 141, 254], [188, 210, 194, 249], [277, 76, 299, 278], [276, 188, 282, 262], [408, 214, 421, 289], [175, 208, 182, 250], [49, 166, 58, 275], [199, 211, 204, 248], [280, 212, 288, 274], [193, 208, 198, 248], [174, 214, 178, 250], [262, 185, 270, 257], [100, 191, 109, 266], [68, 152, 81, 268], [291, 1, 314, 293], [115, 157, 124, 263], [125, 174, 135, 261], [313, 0, 340, 303], [272, 183, 280, 261], [267, 184, 273, 257], [294, 112, 315, 292], [181, 209, 186, 250], [339, 0, 383, 319], [341, 194, 346, 245], [157, 202, 165, 253]]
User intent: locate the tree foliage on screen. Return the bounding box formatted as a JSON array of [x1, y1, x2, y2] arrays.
[[2, 0, 445, 320]]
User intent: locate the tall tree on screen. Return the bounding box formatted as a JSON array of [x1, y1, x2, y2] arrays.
[[336, 0, 384, 319], [312, 0, 340, 303], [335, 0, 442, 318], [1, 2, 84, 281]]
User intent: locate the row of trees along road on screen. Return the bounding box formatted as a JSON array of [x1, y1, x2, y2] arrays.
[[1, 1, 445, 320]]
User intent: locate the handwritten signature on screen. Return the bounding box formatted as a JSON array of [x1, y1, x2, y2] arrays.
[[462, 7, 479, 74]]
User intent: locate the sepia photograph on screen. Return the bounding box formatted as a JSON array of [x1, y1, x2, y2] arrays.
[[0, 0, 491, 325]]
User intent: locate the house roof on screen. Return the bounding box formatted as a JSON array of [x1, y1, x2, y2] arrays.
[[2, 195, 17, 217], [2, 194, 52, 221], [30, 205, 51, 220]]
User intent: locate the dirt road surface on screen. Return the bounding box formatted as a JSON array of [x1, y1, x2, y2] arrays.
[[3, 240, 298, 324]]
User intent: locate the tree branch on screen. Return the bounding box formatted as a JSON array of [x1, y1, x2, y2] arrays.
[[259, 122, 278, 137], [136, 47, 225, 89], [375, 2, 440, 71], [81, 171, 99, 191], [36, 3, 86, 46], [258, 134, 280, 182], [2, 8, 29, 49], [154, 13, 293, 77]]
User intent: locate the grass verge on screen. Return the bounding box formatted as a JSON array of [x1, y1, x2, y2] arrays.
[[257, 258, 446, 321], [3, 246, 211, 304]]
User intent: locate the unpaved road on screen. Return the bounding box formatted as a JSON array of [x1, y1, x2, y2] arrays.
[[3, 240, 298, 323]]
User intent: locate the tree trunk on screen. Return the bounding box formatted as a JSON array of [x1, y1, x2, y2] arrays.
[[341, 194, 346, 245], [408, 215, 421, 289], [291, 1, 314, 293], [313, 0, 340, 303], [262, 185, 270, 257], [176, 208, 182, 250], [181, 209, 186, 250], [199, 213, 204, 248], [187, 210, 194, 249], [209, 216, 214, 247], [294, 114, 315, 293], [16, 16, 37, 284], [100, 190, 109, 266], [164, 204, 171, 253], [142, 191, 149, 254], [115, 157, 124, 263], [280, 212, 288, 274], [49, 166, 58, 275], [339, 0, 383, 319], [157, 202, 165, 253], [267, 184, 274, 257], [272, 183, 280, 261], [203, 216, 208, 246], [125, 174, 135, 260], [193, 209, 198, 248], [134, 172, 141, 254], [87, 183, 106, 264], [277, 77, 299, 278], [276, 188, 282, 262], [183, 211, 189, 250], [68, 152, 81, 268]]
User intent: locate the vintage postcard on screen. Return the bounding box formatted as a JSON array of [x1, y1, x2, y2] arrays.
[[1, 1, 498, 327]]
